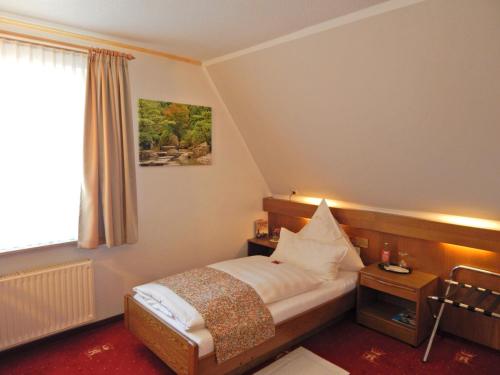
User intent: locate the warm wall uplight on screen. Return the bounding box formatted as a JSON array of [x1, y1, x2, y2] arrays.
[[435, 215, 500, 231], [274, 194, 500, 231], [439, 243, 498, 265], [299, 196, 339, 208], [440, 242, 496, 256]]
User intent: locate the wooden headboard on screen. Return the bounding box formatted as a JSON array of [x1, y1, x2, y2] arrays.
[[263, 197, 499, 349]]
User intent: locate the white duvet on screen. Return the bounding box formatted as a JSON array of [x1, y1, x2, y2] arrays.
[[133, 255, 322, 331]]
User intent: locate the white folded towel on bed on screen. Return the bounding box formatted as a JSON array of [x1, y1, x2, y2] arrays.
[[134, 292, 174, 318], [133, 255, 322, 331]]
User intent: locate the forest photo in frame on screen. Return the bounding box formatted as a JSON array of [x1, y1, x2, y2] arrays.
[[138, 99, 212, 166]]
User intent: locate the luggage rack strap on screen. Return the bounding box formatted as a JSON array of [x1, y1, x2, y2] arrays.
[[427, 295, 500, 318], [444, 279, 499, 296]]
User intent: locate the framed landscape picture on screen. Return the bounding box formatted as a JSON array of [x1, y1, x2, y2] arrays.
[[138, 99, 212, 166]]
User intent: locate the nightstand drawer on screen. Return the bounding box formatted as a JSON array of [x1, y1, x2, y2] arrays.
[[360, 274, 417, 302]]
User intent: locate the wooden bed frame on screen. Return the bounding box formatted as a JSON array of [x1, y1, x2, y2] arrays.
[[124, 290, 355, 375]]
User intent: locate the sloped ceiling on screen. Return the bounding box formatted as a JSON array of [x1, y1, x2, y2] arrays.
[[0, 0, 387, 60], [207, 0, 500, 221]]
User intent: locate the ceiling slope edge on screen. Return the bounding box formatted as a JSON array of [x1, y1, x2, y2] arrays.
[[203, 0, 425, 66]]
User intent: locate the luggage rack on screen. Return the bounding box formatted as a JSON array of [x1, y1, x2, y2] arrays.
[[423, 265, 500, 362]]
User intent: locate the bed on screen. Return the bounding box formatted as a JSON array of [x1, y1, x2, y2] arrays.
[[125, 280, 356, 375], [125, 199, 363, 374]]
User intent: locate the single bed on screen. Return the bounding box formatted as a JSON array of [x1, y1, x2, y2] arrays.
[[125, 285, 355, 375], [126, 264, 358, 374], [125, 199, 362, 374], [132, 270, 357, 357]]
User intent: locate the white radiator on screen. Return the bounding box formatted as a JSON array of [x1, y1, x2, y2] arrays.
[[0, 259, 95, 351]]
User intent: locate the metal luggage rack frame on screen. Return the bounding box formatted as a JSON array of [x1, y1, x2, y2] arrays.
[[423, 264, 500, 362]]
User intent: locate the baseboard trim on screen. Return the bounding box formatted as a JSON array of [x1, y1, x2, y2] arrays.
[[0, 314, 124, 357]]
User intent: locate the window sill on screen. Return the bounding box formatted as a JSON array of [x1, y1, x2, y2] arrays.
[[0, 240, 78, 257]]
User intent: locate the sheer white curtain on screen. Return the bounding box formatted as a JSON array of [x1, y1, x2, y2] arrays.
[[0, 39, 87, 252]]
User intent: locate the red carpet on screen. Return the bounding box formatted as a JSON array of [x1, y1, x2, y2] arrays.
[[0, 317, 497, 374]]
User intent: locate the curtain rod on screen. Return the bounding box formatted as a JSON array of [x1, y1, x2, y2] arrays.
[[0, 16, 201, 65], [0, 29, 135, 60]]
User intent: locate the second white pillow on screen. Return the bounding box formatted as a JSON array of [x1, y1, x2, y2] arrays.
[[272, 228, 347, 281]]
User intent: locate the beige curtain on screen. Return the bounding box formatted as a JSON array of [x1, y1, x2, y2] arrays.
[[78, 48, 138, 249]]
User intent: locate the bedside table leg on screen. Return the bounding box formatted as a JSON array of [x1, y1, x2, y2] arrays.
[[422, 302, 445, 362]]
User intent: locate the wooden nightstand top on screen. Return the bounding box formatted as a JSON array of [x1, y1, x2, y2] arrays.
[[360, 263, 438, 290], [247, 237, 278, 249]]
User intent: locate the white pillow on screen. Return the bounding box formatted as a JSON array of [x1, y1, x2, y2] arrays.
[[298, 199, 364, 272], [299, 199, 343, 241], [272, 227, 347, 280]]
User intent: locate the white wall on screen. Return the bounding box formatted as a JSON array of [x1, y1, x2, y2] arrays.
[[0, 23, 270, 320], [206, 0, 500, 221]]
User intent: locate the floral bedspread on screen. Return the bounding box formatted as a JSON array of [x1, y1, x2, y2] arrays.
[[156, 267, 275, 362]]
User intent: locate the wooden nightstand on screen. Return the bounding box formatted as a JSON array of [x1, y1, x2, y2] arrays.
[[247, 238, 277, 257], [357, 263, 439, 347]]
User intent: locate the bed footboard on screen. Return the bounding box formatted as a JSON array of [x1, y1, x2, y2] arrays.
[[125, 289, 356, 375], [124, 294, 198, 375]]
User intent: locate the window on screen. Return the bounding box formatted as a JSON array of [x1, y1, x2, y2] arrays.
[[0, 39, 87, 252]]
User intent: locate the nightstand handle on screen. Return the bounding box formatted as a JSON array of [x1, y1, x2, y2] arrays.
[[369, 276, 416, 292]]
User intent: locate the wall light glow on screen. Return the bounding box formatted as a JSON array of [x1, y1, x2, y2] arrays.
[[276, 194, 500, 231], [440, 242, 498, 257], [300, 196, 338, 207], [435, 215, 500, 231]]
